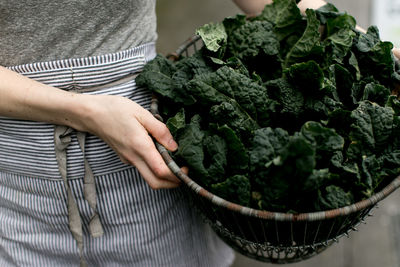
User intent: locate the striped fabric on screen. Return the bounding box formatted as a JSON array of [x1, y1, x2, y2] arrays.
[[0, 43, 234, 267]]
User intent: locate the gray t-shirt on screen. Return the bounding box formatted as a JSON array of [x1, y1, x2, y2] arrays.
[[0, 0, 157, 66]]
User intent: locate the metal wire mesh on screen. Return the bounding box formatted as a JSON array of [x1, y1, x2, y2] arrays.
[[152, 35, 400, 263], [176, 181, 374, 263]]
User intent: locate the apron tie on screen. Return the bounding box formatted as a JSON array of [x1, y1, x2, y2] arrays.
[[54, 125, 104, 267]]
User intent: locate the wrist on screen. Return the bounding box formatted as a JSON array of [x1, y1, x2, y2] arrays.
[[61, 93, 99, 133]]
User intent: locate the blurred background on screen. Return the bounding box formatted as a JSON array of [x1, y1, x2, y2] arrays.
[[155, 1, 400, 266]]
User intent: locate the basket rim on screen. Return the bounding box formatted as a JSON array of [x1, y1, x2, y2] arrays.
[[150, 34, 400, 222]]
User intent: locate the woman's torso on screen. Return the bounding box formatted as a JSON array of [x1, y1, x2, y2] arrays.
[[0, 0, 157, 66]]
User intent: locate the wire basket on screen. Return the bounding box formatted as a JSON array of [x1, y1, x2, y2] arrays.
[[151, 35, 400, 264]]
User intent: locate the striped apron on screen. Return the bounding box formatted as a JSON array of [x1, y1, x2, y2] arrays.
[[0, 42, 234, 267]]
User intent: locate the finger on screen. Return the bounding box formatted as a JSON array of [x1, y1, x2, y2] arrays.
[[131, 133, 181, 184], [393, 47, 400, 60], [133, 159, 181, 189], [143, 148, 181, 183], [134, 106, 178, 152], [181, 166, 189, 175]]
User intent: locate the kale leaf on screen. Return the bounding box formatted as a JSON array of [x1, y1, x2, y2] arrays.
[[284, 9, 321, 67], [347, 101, 395, 159], [196, 22, 227, 54], [211, 175, 251, 206]]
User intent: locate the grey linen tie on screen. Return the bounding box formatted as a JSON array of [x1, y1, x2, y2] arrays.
[[54, 125, 104, 267]]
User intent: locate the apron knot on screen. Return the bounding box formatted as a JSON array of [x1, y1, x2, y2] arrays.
[[54, 125, 104, 265]]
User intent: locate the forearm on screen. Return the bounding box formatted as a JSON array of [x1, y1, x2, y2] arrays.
[[232, 0, 272, 16], [233, 0, 326, 16], [297, 0, 326, 14], [0, 66, 90, 131]]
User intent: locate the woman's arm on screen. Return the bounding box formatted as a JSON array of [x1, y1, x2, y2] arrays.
[[232, 0, 272, 17], [232, 0, 327, 16], [0, 65, 182, 189]]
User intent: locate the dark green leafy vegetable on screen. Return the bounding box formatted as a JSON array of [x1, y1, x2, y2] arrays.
[[166, 108, 185, 137], [314, 3, 342, 24], [316, 185, 354, 210], [136, 0, 400, 213], [173, 115, 208, 179], [284, 9, 321, 67], [347, 101, 395, 159], [216, 124, 249, 173], [285, 60, 324, 93], [362, 82, 391, 106], [256, 0, 304, 41], [354, 26, 398, 86], [211, 175, 251, 206], [227, 20, 280, 61], [196, 22, 227, 53], [300, 121, 344, 165]]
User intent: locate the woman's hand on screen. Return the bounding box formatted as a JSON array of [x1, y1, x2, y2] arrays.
[[0, 66, 183, 189], [74, 94, 184, 189]]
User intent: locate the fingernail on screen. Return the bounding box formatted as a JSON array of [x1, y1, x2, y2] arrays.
[[169, 139, 178, 150]]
